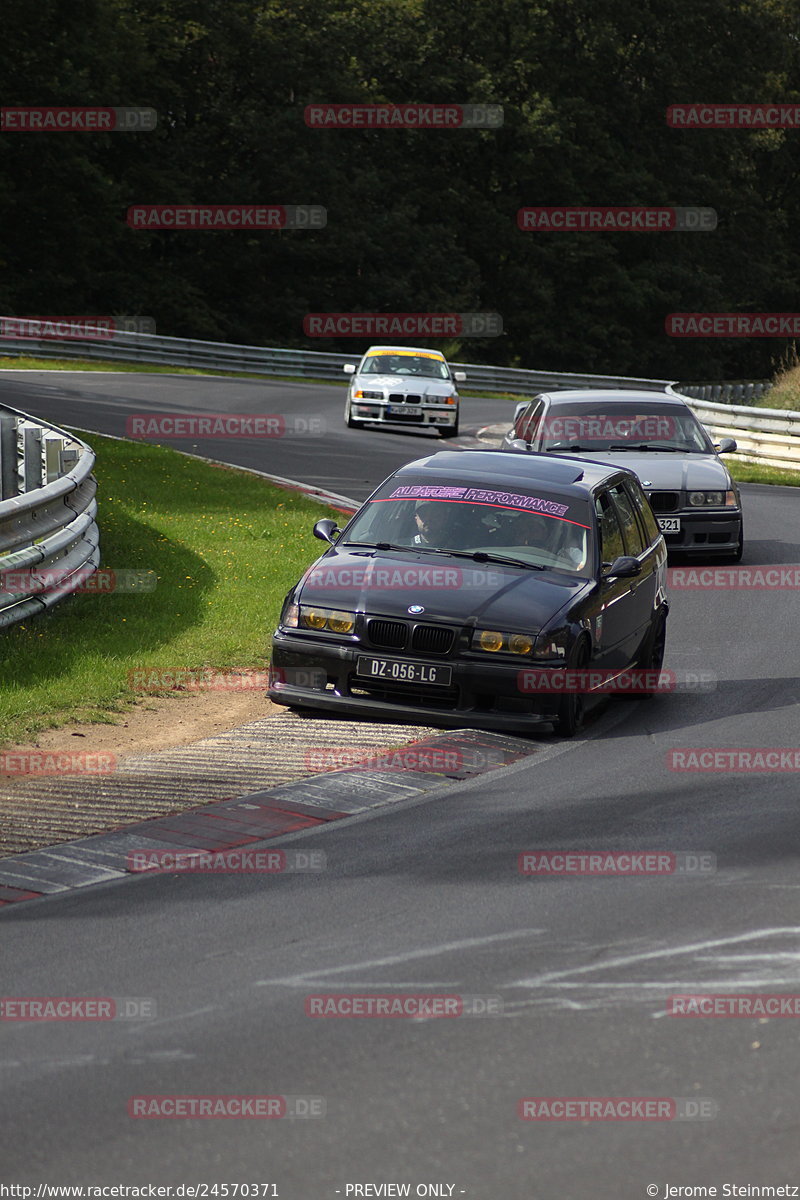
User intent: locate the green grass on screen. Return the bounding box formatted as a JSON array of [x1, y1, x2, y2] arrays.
[[759, 365, 800, 411], [0, 435, 341, 746], [727, 459, 800, 486]]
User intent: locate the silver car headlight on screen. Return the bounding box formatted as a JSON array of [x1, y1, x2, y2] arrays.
[[687, 490, 733, 507]]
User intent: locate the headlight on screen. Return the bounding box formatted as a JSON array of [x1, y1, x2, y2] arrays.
[[353, 389, 383, 400], [298, 606, 355, 634], [473, 630, 535, 656], [688, 490, 726, 507], [283, 601, 300, 628]]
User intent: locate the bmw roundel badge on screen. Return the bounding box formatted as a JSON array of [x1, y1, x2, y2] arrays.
[[408, 604, 425, 614]]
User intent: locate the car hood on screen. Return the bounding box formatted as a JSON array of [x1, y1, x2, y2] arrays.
[[296, 548, 591, 632], [561, 451, 731, 490], [353, 373, 454, 397]]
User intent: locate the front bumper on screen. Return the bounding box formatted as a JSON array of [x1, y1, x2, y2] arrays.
[[269, 630, 560, 732], [658, 510, 742, 555], [351, 400, 457, 429]]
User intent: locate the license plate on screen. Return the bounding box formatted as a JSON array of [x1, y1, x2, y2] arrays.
[[658, 517, 681, 532], [387, 406, 421, 417], [357, 656, 452, 686]]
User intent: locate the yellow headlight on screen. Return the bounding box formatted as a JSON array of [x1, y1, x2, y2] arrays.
[[479, 630, 504, 652], [508, 634, 534, 655], [353, 390, 363, 399], [328, 611, 355, 634], [303, 609, 328, 629]]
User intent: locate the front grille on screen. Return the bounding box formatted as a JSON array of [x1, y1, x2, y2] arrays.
[[647, 491, 680, 513], [388, 393, 421, 404], [411, 624, 454, 654], [366, 619, 407, 648]]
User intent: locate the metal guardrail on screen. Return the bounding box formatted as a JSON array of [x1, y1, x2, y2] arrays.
[[1, 319, 796, 468], [0, 403, 99, 629]]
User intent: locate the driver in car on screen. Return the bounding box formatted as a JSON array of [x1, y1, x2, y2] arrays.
[[413, 500, 462, 548]]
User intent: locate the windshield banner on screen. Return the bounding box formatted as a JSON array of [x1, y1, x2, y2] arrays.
[[388, 485, 571, 517]]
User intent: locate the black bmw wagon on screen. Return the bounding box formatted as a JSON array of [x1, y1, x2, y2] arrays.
[[269, 450, 668, 736]]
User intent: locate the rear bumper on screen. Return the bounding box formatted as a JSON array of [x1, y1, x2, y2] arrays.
[[269, 631, 559, 732]]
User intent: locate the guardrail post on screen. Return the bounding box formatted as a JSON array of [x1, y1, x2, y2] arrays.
[[23, 425, 44, 492], [0, 412, 18, 500]]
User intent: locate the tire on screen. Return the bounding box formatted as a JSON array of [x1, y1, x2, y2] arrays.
[[553, 639, 589, 737], [439, 414, 459, 439], [631, 608, 667, 700]]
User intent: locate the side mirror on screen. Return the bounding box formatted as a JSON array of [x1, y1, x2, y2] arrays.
[[513, 401, 529, 423], [715, 437, 737, 454], [313, 518, 340, 544], [507, 438, 529, 452], [453, 370, 466, 382], [343, 364, 356, 375], [601, 555, 641, 580]]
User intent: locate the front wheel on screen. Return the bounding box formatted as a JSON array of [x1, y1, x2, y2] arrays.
[[553, 640, 588, 737], [722, 523, 744, 564], [439, 414, 459, 439]]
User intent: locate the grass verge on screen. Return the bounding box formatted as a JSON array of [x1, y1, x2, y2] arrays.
[[0, 434, 340, 746], [727, 459, 800, 486]]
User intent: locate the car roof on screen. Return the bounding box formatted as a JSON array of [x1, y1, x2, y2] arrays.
[[360, 345, 446, 359], [392, 449, 634, 496], [537, 388, 690, 408]]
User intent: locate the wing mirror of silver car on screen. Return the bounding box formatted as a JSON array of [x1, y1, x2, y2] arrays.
[[453, 370, 467, 382], [507, 437, 530, 452], [343, 364, 356, 374], [601, 556, 642, 580], [313, 519, 341, 544], [714, 437, 737, 453]]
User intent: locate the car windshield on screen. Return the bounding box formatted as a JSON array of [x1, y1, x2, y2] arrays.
[[539, 402, 713, 453], [360, 354, 450, 380], [341, 477, 595, 575]]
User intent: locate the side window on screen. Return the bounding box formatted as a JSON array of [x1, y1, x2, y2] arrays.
[[608, 483, 645, 556], [626, 478, 660, 547], [594, 492, 625, 563], [513, 403, 533, 438], [523, 398, 545, 444]]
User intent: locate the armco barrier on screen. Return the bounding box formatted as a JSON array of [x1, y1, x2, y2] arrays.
[[1, 319, 796, 468], [0, 403, 99, 629]]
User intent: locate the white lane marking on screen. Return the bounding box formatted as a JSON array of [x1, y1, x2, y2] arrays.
[[254, 928, 546, 987], [508, 927, 800, 989]]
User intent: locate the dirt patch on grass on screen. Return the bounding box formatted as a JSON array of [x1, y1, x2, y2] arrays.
[[1, 682, 283, 778]]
